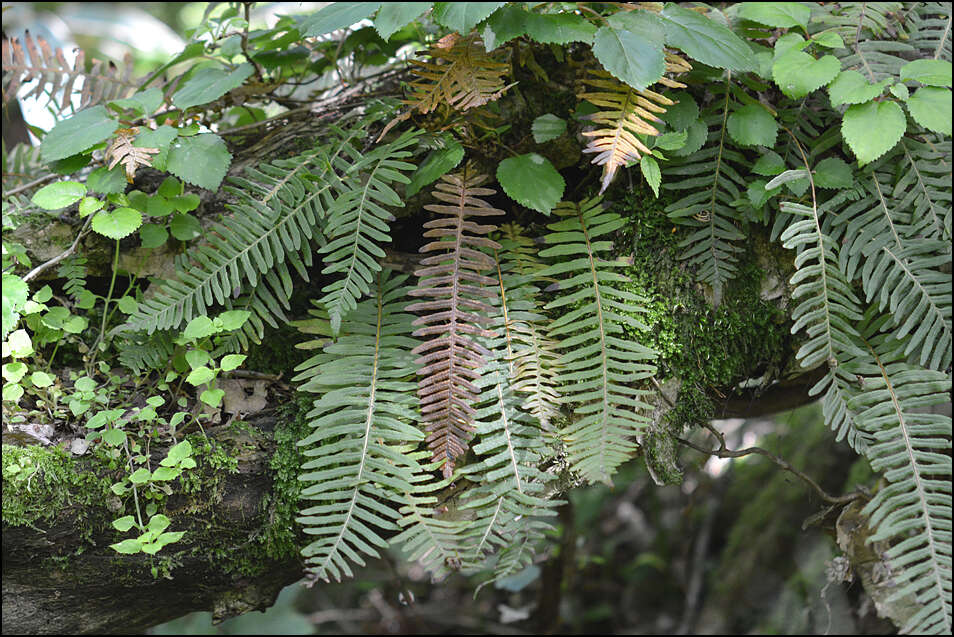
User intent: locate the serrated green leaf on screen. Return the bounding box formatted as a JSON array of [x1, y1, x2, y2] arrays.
[[140, 223, 169, 249], [219, 354, 246, 371], [670, 119, 707, 157], [811, 31, 845, 49], [531, 114, 567, 143], [186, 366, 216, 386], [31, 181, 86, 210], [593, 12, 665, 91], [109, 87, 163, 116], [813, 157, 852, 189], [660, 4, 756, 72], [86, 165, 126, 194], [79, 197, 105, 218], [300, 2, 383, 37], [900, 59, 952, 87], [737, 2, 810, 29], [432, 2, 504, 34], [374, 2, 432, 39], [102, 427, 127, 446], [842, 100, 905, 165], [200, 388, 225, 407], [173, 64, 255, 110], [30, 371, 54, 388], [167, 133, 231, 191], [655, 129, 687, 150], [640, 156, 661, 197], [185, 349, 211, 369], [497, 154, 565, 215], [129, 467, 152, 484], [827, 70, 888, 106], [2, 275, 29, 339], [40, 106, 117, 162], [183, 316, 216, 340], [752, 150, 786, 176], [661, 94, 698, 130], [726, 104, 778, 147], [91, 207, 143, 240], [482, 5, 596, 49], [773, 50, 840, 99], [168, 213, 201, 241], [407, 140, 464, 197], [906, 87, 952, 136]]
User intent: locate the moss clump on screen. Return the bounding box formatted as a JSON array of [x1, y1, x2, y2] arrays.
[[2, 444, 114, 530]]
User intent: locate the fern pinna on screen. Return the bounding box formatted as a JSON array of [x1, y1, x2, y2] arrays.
[[538, 197, 658, 485], [407, 169, 504, 479], [293, 270, 426, 583]]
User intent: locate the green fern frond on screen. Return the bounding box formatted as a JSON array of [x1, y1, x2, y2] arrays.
[[538, 197, 657, 485], [55, 255, 87, 302], [850, 331, 953, 635], [292, 270, 426, 583], [907, 2, 953, 62], [663, 84, 746, 304], [116, 330, 177, 374], [895, 137, 952, 245], [319, 130, 421, 335]]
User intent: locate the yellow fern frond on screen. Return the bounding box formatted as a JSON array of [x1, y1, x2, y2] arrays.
[[406, 33, 515, 115]]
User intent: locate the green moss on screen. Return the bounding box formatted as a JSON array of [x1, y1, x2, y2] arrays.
[[2, 444, 113, 530]]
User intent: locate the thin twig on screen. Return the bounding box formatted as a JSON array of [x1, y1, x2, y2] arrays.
[[677, 422, 864, 506], [22, 215, 93, 283], [4, 172, 60, 197]]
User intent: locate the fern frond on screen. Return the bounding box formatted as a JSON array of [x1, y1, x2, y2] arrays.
[[663, 84, 746, 303], [55, 255, 87, 302], [116, 330, 177, 375], [577, 68, 675, 194], [407, 170, 504, 478], [319, 130, 421, 335], [406, 33, 514, 115], [124, 126, 366, 335], [2, 31, 140, 112], [538, 197, 657, 485], [907, 2, 953, 62], [105, 128, 158, 182], [850, 332, 953, 635], [292, 270, 426, 583], [895, 136, 953, 245]]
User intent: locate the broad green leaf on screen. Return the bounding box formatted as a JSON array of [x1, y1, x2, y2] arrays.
[[773, 32, 807, 59], [431, 2, 505, 34], [300, 2, 383, 37], [158, 177, 183, 199], [109, 87, 163, 116], [116, 296, 138, 314], [134, 125, 178, 151], [167, 133, 231, 191], [146, 197, 173, 219], [186, 366, 216, 386], [200, 388, 225, 408], [167, 440, 193, 462], [737, 2, 810, 30], [640, 156, 661, 197], [671, 119, 707, 157], [112, 515, 137, 532], [139, 223, 168, 249], [169, 213, 202, 241], [827, 70, 888, 106], [531, 114, 567, 143], [173, 64, 255, 110], [752, 150, 786, 176], [3, 383, 24, 402], [74, 376, 97, 393], [170, 193, 200, 213], [40, 106, 117, 162], [110, 539, 142, 554], [900, 59, 952, 87], [2, 362, 28, 384], [33, 286, 53, 303], [151, 466, 180, 481], [32, 181, 86, 210], [87, 165, 126, 194], [374, 2, 432, 40], [813, 157, 853, 189], [185, 349, 211, 369], [148, 514, 171, 533], [102, 427, 127, 446], [726, 104, 778, 147], [655, 129, 688, 150], [183, 315, 216, 340], [811, 31, 845, 49], [216, 310, 251, 331], [661, 93, 699, 130], [593, 12, 665, 91], [496, 154, 565, 215], [889, 83, 909, 100], [773, 50, 840, 99], [660, 4, 756, 72], [906, 87, 952, 135], [842, 100, 905, 165], [62, 315, 87, 334], [91, 207, 143, 240], [219, 354, 246, 371], [30, 371, 54, 388], [129, 468, 152, 484], [2, 274, 29, 338], [406, 140, 464, 197], [481, 5, 596, 49]]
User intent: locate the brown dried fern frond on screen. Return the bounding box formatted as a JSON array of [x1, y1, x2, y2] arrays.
[[106, 128, 159, 182], [406, 33, 515, 115], [2, 31, 140, 113], [407, 168, 505, 478], [577, 68, 676, 194]]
